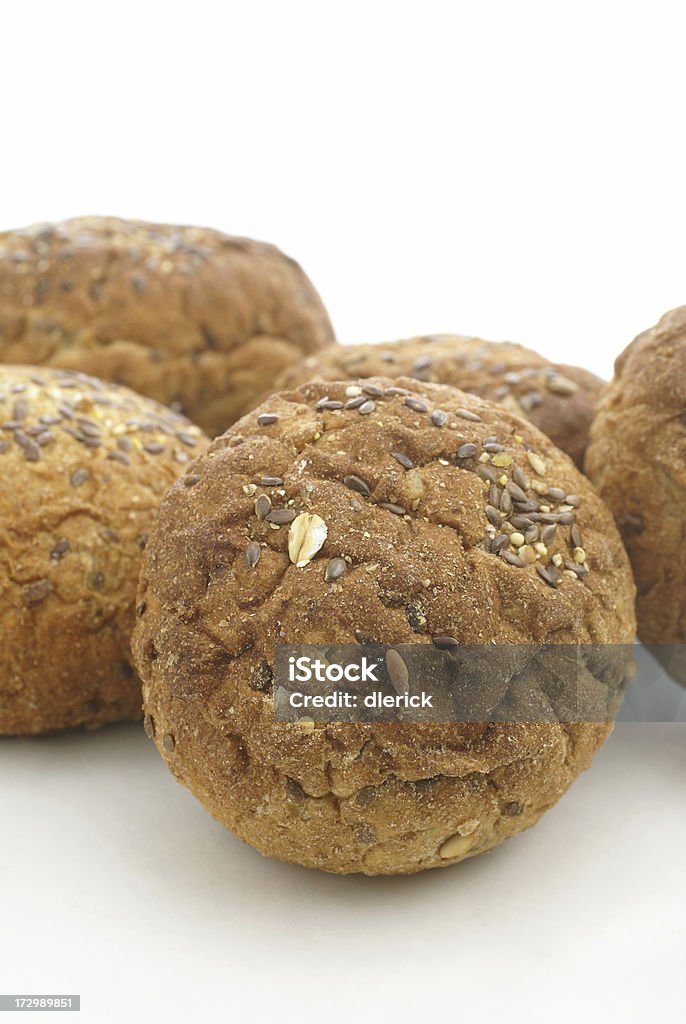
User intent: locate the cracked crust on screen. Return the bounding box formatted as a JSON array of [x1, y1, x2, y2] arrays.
[[0, 216, 335, 438], [0, 365, 208, 735], [585, 306, 686, 677], [278, 335, 604, 468], [133, 377, 635, 874]]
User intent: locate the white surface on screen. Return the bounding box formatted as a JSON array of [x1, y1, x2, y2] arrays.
[[2, 2, 686, 1020], [2, 2, 686, 380], [0, 722, 683, 1023]]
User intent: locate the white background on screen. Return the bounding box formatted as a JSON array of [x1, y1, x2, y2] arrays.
[[0, 2, 684, 1022]]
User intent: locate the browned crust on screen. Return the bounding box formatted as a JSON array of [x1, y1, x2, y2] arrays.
[[278, 336, 604, 468], [0, 364, 208, 735], [133, 376, 634, 874], [0, 216, 335, 437], [585, 306, 686, 657]]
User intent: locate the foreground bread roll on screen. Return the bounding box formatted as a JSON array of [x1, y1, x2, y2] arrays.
[[0, 365, 207, 735], [134, 377, 634, 875], [279, 335, 603, 468], [0, 217, 335, 438], [585, 306, 686, 679]]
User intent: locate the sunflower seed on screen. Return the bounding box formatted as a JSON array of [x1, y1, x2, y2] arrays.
[[344, 474, 371, 497], [476, 465, 497, 483], [245, 541, 261, 568], [358, 399, 376, 415], [500, 550, 524, 567], [456, 408, 481, 422], [541, 524, 557, 544], [386, 648, 409, 694], [486, 505, 502, 527], [431, 410, 448, 427], [404, 396, 429, 413], [391, 451, 413, 469], [565, 494, 582, 508], [378, 502, 406, 515], [362, 383, 383, 397], [70, 468, 89, 487], [266, 508, 297, 525], [22, 578, 53, 606], [507, 480, 528, 503], [547, 486, 566, 502], [255, 494, 272, 519], [570, 525, 583, 548], [325, 557, 347, 582], [536, 563, 559, 587], [491, 533, 510, 553], [257, 413, 279, 426], [457, 443, 478, 459], [432, 635, 459, 649], [260, 475, 283, 487], [512, 466, 529, 490], [345, 396, 366, 409]]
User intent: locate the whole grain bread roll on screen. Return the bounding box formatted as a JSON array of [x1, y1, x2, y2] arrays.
[[0, 365, 207, 735], [279, 335, 604, 468], [133, 377, 634, 875], [585, 306, 686, 681], [0, 217, 335, 438]]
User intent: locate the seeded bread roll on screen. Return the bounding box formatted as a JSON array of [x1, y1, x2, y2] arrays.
[[0, 365, 208, 735], [279, 335, 604, 468], [0, 216, 335, 438], [133, 377, 635, 875], [585, 306, 686, 680]]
